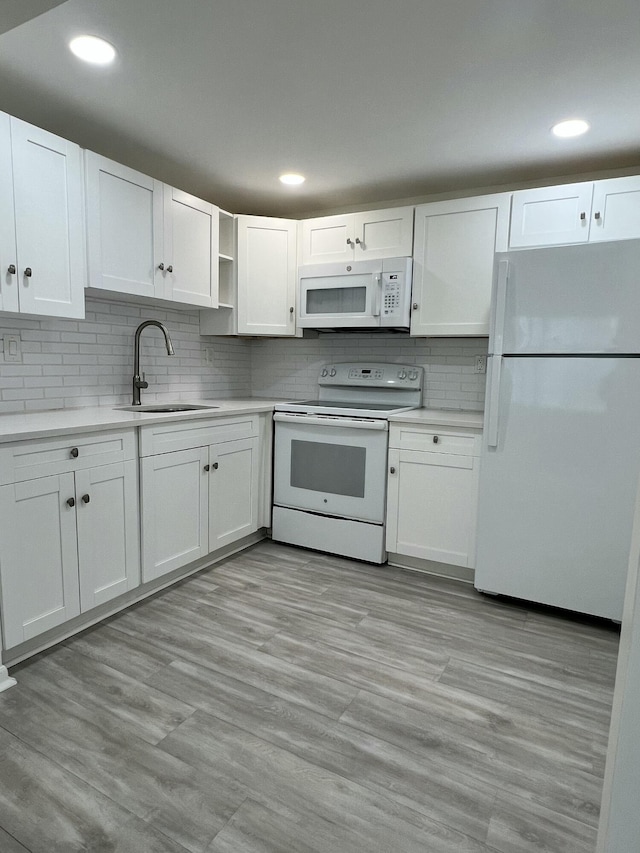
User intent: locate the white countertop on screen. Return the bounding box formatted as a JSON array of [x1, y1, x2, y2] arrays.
[[0, 399, 283, 444], [389, 408, 484, 429]]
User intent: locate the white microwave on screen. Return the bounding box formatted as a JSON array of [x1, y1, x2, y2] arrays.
[[298, 257, 412, 330]]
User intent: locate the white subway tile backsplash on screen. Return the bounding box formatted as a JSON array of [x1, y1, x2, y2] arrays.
[[0, 297, 487, 413]]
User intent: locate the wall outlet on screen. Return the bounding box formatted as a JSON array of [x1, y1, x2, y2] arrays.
[[3, 334, 21, 363], [203, 347, 214, 364], [475, 355, 487, 374]]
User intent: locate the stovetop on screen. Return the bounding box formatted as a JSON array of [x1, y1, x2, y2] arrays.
[[274, 362, 424, 419]]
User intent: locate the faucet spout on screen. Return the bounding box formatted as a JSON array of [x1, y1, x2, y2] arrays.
[[132, 320, 175, 406]]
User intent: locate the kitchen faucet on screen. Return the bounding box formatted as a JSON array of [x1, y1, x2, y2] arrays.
[[132, 320, 175, 405]]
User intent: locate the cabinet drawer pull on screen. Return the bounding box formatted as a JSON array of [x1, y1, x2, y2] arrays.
[[212, 462, 219, 470], [580, 211, 586, 221], [81, 494, 90, 504], [70, 447, 79, 458], [594, 211, 601, 220], [389, 466, 396, 474], [412, 303, 418, 310], [433, 435, 439, 444], [66, 497, 75, 508]]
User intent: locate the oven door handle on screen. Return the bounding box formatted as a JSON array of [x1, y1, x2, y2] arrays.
[[273, 413, 388, 430]]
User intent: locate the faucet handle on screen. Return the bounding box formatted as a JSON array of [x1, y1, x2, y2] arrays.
[[135, 373, 149, 390]]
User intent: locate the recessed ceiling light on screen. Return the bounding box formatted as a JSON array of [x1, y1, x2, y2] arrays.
[[552, 119, 590, 138], [279, 173, 305, 186], [69, 35, 116, 66]]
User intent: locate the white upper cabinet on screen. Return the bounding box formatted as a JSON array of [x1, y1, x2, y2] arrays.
[[162, 185, 217, 308], [0, 112, 84, 318], [85, 151, 217, 308], [301, 206, 414, 264], [85, 153, 163, 299], [236, 215, 297, 336], [411, 193, 510, 337], [509, 177, 640, 248], [589, 176, 640, 242]]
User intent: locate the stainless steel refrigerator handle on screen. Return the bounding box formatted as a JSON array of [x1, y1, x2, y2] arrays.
[[493, 260, 509, 356], [487, 355, 503, 448]]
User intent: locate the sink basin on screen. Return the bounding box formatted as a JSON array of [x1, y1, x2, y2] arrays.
[[116, 404, 220, 413]]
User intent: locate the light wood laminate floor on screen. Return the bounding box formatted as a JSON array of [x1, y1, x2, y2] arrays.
[[0, 541, 619, 852]]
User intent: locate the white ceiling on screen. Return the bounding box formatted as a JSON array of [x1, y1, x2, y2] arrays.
[[0, 0, 639, 216]]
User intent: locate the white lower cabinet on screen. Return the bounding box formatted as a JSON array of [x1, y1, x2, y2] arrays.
[[386, 422, 481, 569], [140, 415, 261, 582], [0, 430, 139, 650]]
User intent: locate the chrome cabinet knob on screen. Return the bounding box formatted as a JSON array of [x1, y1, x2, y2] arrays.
[[158, 263, 165, 271], [289, 306, 294, 314], [580, 212, 586, 221], [346, 238, 354, 246], [433, 435, 439, 444], [204, 464, 210, 472], [594, 211, 601, 220], [389, 467, 396, 474], [24, 267, 32, 277], [166, 265, 173, 272], [412, 303, 418, 310], [7, 264, 16, 275], [66, 497, 75, 508], [70, 447, 79, 458], [81, 494, 90, 504], [212, 462, 219, 470]]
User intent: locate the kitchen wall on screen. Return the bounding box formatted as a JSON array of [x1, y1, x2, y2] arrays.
[[0, 300, 488, 413], [251, 334, 488, 410], [0, 297, 251, 413]]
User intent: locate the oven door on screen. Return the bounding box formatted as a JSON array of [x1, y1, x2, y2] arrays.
[[273, 413, 388, 523]]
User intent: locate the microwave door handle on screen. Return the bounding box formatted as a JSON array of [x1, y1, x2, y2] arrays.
[[372, 274, 381, 317]]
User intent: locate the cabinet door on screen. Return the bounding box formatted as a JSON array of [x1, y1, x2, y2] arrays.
[[209, 437, 259, 549], [85, 152, 164, 299], [411, 194, 509, 336], [236, 215, 297, 336], [509, 183, 593, 248], [589, 176, 640, 243], [0, 112, 19, 313], [163, 186, 217, 307], [11, 118, 84, 318], [354, 207, 414, 260], [75, 461, 140, 611], [0, 473, 80, 649], [300, 214, 354, 264], [140, 447, 209, 582], [386, 448, 479, 568]]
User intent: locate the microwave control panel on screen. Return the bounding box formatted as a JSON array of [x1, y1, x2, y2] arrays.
[[380, 269, 411, 326]]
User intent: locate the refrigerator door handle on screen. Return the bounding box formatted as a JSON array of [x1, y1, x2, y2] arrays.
[[487, 355, 503, 448], [492, 260, 509, 356]]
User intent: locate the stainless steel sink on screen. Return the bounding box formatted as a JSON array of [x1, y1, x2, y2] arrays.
[[116, 403, 220, 413]]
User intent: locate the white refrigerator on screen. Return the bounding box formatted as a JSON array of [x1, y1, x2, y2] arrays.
[[475, 239, 640, 620]]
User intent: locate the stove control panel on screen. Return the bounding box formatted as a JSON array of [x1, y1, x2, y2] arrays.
[[319, 363, 423, 389]]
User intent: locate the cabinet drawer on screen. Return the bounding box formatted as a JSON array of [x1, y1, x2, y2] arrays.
[[389, 424, 481, 456], [139, 415, 259, 457], [0, 429, 137, 485]]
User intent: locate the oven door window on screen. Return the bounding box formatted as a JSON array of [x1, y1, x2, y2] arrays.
[[274, 420, 388, 523], [290, 439, 366, 497]]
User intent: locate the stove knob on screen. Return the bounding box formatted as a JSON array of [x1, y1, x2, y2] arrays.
[[329, 368, 337, 377], [321, 368, 328, 377], [409, 369, 417, 380], [398, 369, 407, 380]]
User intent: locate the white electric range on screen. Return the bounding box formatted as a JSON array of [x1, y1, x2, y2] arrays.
[[272, 362, 423, 563]]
